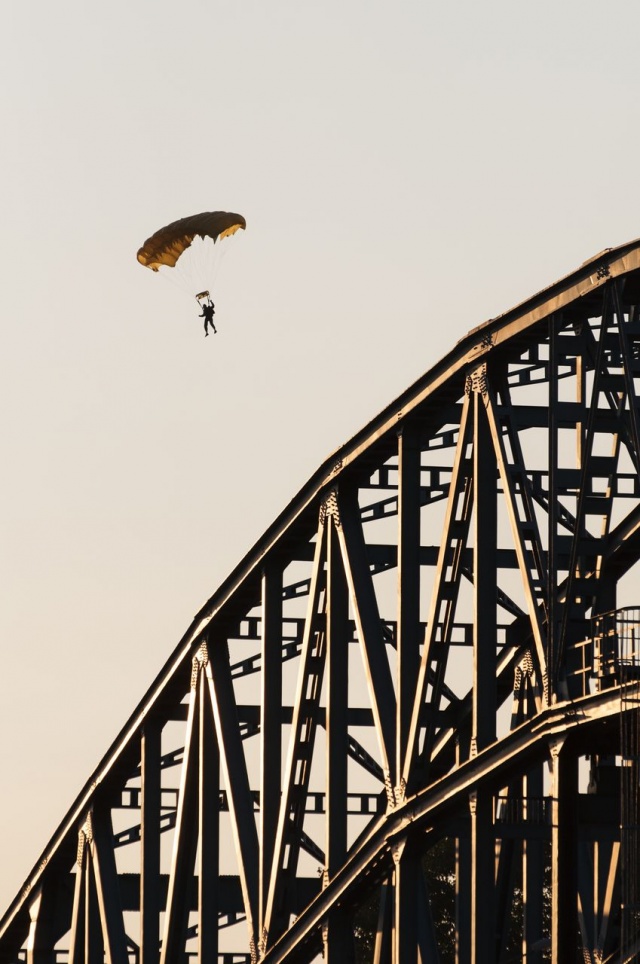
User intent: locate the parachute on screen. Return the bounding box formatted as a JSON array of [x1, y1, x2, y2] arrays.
[[137, 212, 246, 271], [137, 211, 246, 302]]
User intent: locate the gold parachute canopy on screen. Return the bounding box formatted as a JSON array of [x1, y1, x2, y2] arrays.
[[137, 211, 246, 271]]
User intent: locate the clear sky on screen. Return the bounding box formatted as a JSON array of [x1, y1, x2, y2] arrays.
[[2, 0, 640, 911]]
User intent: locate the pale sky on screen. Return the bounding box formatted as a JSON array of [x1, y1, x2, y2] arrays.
[[2, 0, 640, 911]]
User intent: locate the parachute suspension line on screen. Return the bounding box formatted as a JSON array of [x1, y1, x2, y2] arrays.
[[155, 262, 193, 297], [171, 236, 210, 295], [619, 609, 640, 957], [160, 236, 230, 302], [215, 235, 231, 274]]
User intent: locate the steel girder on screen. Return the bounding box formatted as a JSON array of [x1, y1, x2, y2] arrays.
[[5, 240, 640, 962]]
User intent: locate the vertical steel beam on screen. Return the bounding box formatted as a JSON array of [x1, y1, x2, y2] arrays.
[[160, 678, 200, 964], [326, 517, 348, 868], [396, 424, 421, 800], [198, 668, 219, 964], [455, 825, 471, 964], [494, 828, 516, 958], [392, 839, 418, 964], [522, 763, 544, 962], [470, 383, 498, 963], [140, 719, 161, 964], [473, 390, 497, 753], [90, 809, 128, 964], [550, 739, 578, 962], [324, 518, 352, 960], [84, 849, 103, 964], [613, 281, 640, 469], [548, 317, 559, 698], [470, 788, 495, 964], [260, 561, 283, 952], [576, 348, 585, 469], [417, 867, 442, 962]]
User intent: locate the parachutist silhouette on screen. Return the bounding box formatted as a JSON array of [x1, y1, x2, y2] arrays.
[[200, 300, 216, 336]]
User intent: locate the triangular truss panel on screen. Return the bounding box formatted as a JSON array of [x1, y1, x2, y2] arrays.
[[6, 240, 640, 961]]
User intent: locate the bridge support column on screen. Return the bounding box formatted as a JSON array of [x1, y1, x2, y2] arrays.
[[392, 839, 418, 964], [470, 789, 495, 964], [522, 763, 545, 963], [550, 738, 578, 962], [455, 825, 471, 964]]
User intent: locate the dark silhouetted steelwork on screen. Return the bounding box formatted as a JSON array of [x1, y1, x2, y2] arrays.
[[5, 240, 640, 961]]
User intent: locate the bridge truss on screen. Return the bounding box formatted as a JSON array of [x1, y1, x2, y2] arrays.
[[4, 240, 640, 962]]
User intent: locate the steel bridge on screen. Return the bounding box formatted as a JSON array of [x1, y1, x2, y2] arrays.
[[5, 240, 640, 963]]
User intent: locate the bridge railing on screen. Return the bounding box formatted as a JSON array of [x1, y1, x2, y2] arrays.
[[566, 607, 640, 698]]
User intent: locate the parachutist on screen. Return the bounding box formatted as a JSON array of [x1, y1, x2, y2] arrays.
[[137, 213, 245, 334], [200, 300, 216, 336]]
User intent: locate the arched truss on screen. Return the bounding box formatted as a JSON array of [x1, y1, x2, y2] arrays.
[[5, 240, 640, 963]]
